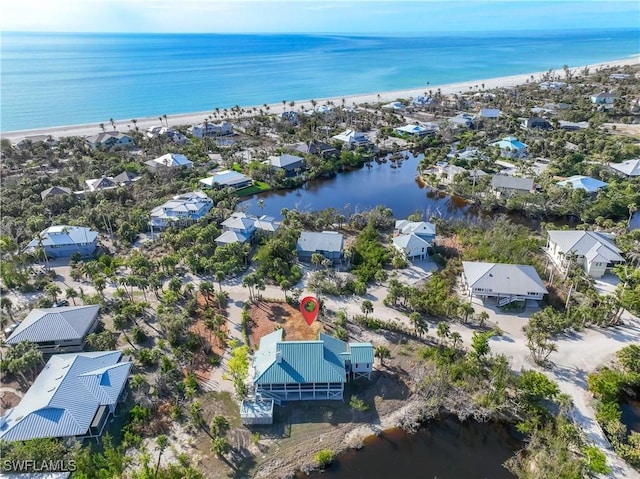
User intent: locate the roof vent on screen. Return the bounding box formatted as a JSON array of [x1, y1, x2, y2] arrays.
[[276, 350, 283, 364]]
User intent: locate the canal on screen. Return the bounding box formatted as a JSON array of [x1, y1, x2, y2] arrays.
[[299, 417, 521, 479], [242, 153, 474, 220]]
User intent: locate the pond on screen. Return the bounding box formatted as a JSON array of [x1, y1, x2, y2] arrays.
[[621, 400, 640, 434], [299, 417, 521, 479], [242, 153, 475, 221]]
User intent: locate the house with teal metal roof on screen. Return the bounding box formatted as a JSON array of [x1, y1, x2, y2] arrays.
[[252, 330, 373, 403]]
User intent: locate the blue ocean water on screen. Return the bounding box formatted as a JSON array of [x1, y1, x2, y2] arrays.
[[1, 29, 638, 132]]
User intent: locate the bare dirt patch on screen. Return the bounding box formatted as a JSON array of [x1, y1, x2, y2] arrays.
[[248, 300, 323, 347]]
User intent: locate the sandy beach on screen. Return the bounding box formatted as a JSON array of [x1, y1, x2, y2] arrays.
[[1, 56, 637, 142]]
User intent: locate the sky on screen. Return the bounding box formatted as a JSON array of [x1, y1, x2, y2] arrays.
[[0, 0, 638, 34]]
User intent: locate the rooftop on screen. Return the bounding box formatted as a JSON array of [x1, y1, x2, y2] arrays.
[[6, 305, 100, 345]]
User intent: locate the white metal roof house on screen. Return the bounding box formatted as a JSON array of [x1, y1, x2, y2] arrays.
[[447, 113, 475, 128], [546, 230, 625, 279], [200, 170, 253, 190], [25, 226, 99, 259], [145, 153, 193, 169], [479, 108, 501, 119], [608, 159, 640, 177], [394, 220, 436, 243], [0, 351, 131, 443], [591, 92, 617, 104], [297, 231, 344, 263], [331, 130, 370, 148], [393, 234, 431, 260], [461, 261, 548, 307], [215, 212, 280, 246], [6, 305, 100, 353], [490, 136, 528, 158], [149, 191, 213, 230], [556, 175, 607, 193], [251, 330, 373, 404], [395, 124, 436, 137]]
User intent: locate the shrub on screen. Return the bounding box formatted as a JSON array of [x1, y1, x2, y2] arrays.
[[314, 449, 335, 468], [349, 396, 370, 412]]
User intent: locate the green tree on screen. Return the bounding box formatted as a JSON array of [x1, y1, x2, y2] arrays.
[[361, 299, 373, 319], [224, 343, 250, 397], [470, 330, 494, 361], [211, 437, 231, 458], [154, 434, 169, 478], [210, 415, 230, 437], [436, 321, 450, 344], [374, 345, 391, 367]]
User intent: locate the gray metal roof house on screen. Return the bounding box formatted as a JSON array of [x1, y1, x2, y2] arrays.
[[546, 230, 624, 278], [490, 175, 535, 197], [297, 231, 344, 263], [0, 351, 131, 443], [6, 305, 100, 353], [462, 261, 548, 307]]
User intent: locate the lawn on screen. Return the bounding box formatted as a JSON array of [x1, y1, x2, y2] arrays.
[[235, 181, 271, 197]]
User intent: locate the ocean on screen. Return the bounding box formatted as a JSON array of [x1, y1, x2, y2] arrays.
[[1, 29, 638, 132]]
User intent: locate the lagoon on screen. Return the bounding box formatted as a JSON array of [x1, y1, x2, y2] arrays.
[[242, 153, 473, 221], [299, 417, 521, 479]]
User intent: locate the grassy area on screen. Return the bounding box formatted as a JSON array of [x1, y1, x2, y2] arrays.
[[235, 181, 271, 197]]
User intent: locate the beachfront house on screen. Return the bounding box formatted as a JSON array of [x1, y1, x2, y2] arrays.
[[608, 159, 640, 177], [85, 176, 118, 192], [5, 305, 100, 353], [149, 191, 213, 231], [490, 175, 535, 197], [189, 121, 233, 138], [85, 131, 134, 150], [382, 101, 405, 111], [539, 81, 567, 90], [423, 162, 487, 186], [146, 126, 189, 144], [490, 136, 528, 159], [331, 130, 370, 149], [461, 261, 548, 307], [199, 170, 253, 190], [279, 111, 299, 125], [297, 231, 343, 264], [15, 135, 58, 149], [556, 175, 607, 193], [412, 96, 434, 107], [0, 351, 131, 443], [264, 154, 305, 176], [25, 225, 98, 259], [40, 186, 72, 201], [145, 153, 193, 170], [251, 330, 373, 404], [546, 230, 625, 279]]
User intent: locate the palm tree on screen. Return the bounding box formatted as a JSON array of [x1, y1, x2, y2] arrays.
[[99, 123, 105, 132], [65, 287, 78, 306], [458, 302, 475, 324], [450, 331, 462, 349], [199, 281, 214, 305], [477, 311, 490, 327], [361, 300, 373, 319], [374, 345, 391, 367], [628, 203, 637, 223], [436, 321, 450, 344], [110, 118, 116, 131], [154, 434, 169, 478], [45, 283, 62, 303]]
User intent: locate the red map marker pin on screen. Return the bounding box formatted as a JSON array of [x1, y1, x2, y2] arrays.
[[300, 296, 319, 326]]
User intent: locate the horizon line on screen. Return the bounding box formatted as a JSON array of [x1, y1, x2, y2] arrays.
[[2, 26, 638, 36]]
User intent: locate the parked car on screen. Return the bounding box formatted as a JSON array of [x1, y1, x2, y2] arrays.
[[4, 323, 19, 337], [54, 300, 69, 307]]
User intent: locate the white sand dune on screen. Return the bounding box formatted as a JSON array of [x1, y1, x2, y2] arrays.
[[2, 56, 637, 142]]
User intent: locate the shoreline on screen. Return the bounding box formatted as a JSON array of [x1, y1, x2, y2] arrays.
[[1, 55, 638, 142]]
